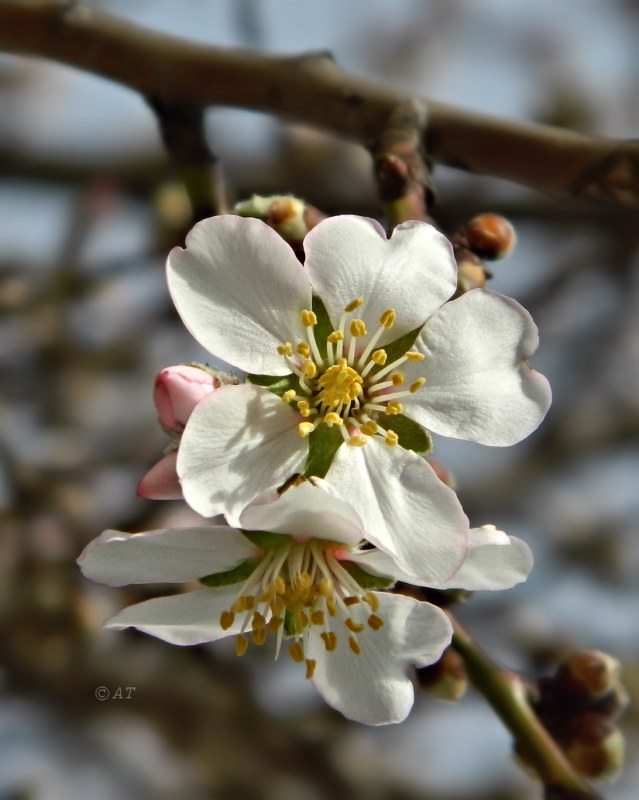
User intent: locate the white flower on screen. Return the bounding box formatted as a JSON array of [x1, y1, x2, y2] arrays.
[[78, 481, 532, 725], [167, 215, 551, 524]]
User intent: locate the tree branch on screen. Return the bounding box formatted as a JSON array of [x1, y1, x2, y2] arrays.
[[1, 0, 638, 205]]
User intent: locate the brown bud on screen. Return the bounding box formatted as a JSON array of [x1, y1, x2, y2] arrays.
[[463, 213, 516, 261], [455, 249, 491, 294], [417, 646, 467, 701], [565, 651, 620, 699], [565, 713, 624, 781]]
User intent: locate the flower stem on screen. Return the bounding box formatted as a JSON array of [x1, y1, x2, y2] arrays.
[[448, 612, 604, 800]]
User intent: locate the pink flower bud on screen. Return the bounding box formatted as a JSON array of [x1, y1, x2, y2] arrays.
[[154, 365, 220, 432], [137, 451, 182, 500]]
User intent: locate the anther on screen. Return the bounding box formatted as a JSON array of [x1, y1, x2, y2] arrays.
[[349, 319, 367, 338], [303, 360, 317, 379], [410, 378, 426, 393], [345, 618, 365, 633], [326, 597, 337, 616], [267, 617, 284, 633], [235, 635, 249, 657], [297, 400, 311, 417], [344, 297, 364, 313], [277, 342, 293, 356], [348, 435, 367, 447], [298, 422, 315, 438], [372, 349, 387, 365], [360, 420, 378, 436], [323, 412, 343, 426], [327, 330, 344, 344], [296, 342, 311, 358], [270, 597, 286, 616], [385, 430, 399, 447], [348, 636, 362, 655], [379, 309, 396, 329], [405, 351, 425, 362], [301, 310, 317, 327], [305, 659, 317, 680], [364, 592, 380, 611], [343, 596, 360, 606], [252, 611, 266, 630], [288, 641, 305, 663], [219, 610, 235, 630], [282, 389, 296, 403], [251, 628, 267, 646], [319, 577, 333, 597], [297, 610, 309, 629], [274, 577, 286, 594], [368, 614, 384, 630], [386, 401, 403, 415], [390, 372, 405, 386], [321, 631, 338, 651], [311, 610, 325, 625]]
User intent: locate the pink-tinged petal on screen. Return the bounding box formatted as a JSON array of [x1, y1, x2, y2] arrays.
[[307, 593, 452, 725], [304, 216, 457, 342], [167, 215, 311, 375], [326, 444, 468, 584], [407, 289, 551, 445], [105, 586, 250, 645], [77, 526, 258, 587], [154, 365, 220, 431], [239, 479, 366, 547], [137, 451, 182, 500], [177, 383, 306, 524], [436, 526, 533, 591]]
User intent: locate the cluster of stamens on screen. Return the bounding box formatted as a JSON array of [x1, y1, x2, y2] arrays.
[[277, 297, 426, 447], [219, 539, 384, 679]]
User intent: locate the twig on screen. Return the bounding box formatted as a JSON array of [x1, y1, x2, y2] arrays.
[[0, 0, 638, 205], [449, 613, 604, 800]]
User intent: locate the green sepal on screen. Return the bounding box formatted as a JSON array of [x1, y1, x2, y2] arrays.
[[247, 372, 299, 398], [241, 529, 291, 550], [341, 561, 395, 589], [378, 412, 432, 454], [199, 558, 261, 587], [377, 325, 422, 368], [303, 423, 343, 478], [311, 294, 334, 362]]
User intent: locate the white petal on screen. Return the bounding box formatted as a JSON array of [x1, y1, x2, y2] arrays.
[[307, 593, 452, 725], [105, 586, 248, 645], [436, 526, 533, 591], [77, 526, 258, 587], [304, 216, 457, 343], [177, 383, 306, 524], [407, 290, 551, 445], [326, 444, 468, 583], [167, 215, 311, 375], [240, 479, 366, 547]]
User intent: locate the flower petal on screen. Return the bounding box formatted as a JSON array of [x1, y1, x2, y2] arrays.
[[137, 451, 182, 500], [407, 289, 551, 445], [437, 526, 533, 590], [167, 215, 311, 375], [326, 444, 468, 583], [177, 383, 306, 524], [304, 216, 457, 342], [105, 586, 248, 645], [307, 592, 452, 725], [240, 479, 366, 547], [77, 526, 258, 587]]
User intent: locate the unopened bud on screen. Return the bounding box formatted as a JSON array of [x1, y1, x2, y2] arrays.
[[417, 647, 467, 701], [234, 194, 326, 248], [565, 651, 621, 699], [565, 714, 624, 781], [425, 458, 456, 490], [154, 364, 236, 433], [455, 249, 491, 294], [463, 213, 516, 260]]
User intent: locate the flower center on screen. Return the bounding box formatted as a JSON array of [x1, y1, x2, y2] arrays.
[[219, 539, 383, 680], [277, 297, 426, 448]]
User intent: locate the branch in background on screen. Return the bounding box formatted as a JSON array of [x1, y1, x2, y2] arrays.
[[0, 0, 638, 205]]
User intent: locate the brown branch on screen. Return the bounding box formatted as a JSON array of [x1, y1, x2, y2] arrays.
[[1, 0, 638, 205]]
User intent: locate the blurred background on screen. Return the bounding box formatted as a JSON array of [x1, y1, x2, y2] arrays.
[[0, 0, 638, 798]]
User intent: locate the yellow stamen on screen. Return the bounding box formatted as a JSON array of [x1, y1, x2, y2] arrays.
[[303, 360, 317, 379], [267, 617, 284, 633], [360, 420, 378, 436], [386, 401, 403, 415], [297, 400, 311, 417], [288, 641, 305, 663], [385, 430, 399, 447], [321, 631, 338, 651], [311, 610, 325, 625], [277, 342, 293, 356], [372, 349, 387, 365], [348, 636, 362, 655], [410, 378, 426, 393], [343, 596, 360, 607], [274, 576, 286, 594], [368, 614, 384, 630], [235, 635, 249, 657], [251, 627, 267, 646], [379, 308, 396, 328], [298, 422, 315, 438], [252, 612, 266, 630], [319, 577, 333, 597], [344, 297, 364, 313], [301, 310, 317, 327], [281, 389, 296, 403], [326, 597, 337, 616], [305, 659, 317, 680], [327, 330, 344, 344], [317, 358, 363, 406], [296, 342, 311, 358], [323, 412, 343, 426], [405, 351, 425, 362], [365, 592, 380, 612], [345, 618, 365, 633], [348, 435, 367, 447], [390, 372, 405, 386], [271, 596, 286, 616], [349, 319, 367, 338], [219, 611, 235, 630]]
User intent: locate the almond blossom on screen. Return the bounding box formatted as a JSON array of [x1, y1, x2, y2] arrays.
[[78, 481, 532, 726], [167, 214, 551, 525]]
